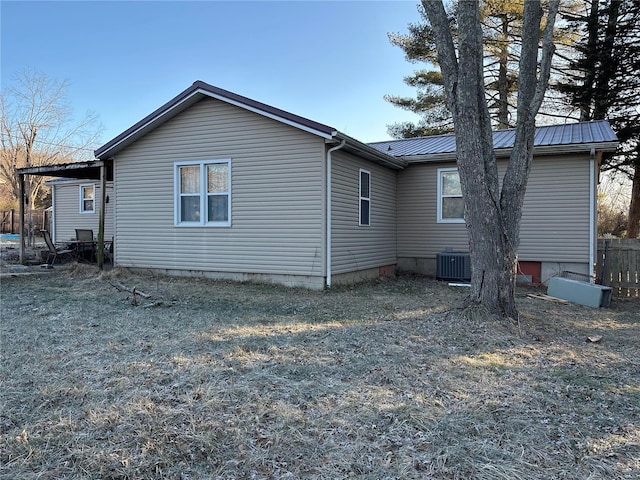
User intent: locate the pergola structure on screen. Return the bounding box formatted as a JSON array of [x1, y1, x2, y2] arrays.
[[16, 160, 113, 268]]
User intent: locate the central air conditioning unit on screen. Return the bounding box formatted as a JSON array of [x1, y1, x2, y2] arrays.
[[436, 251, 471, 281]]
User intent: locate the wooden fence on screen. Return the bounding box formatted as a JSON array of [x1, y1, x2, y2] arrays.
[[596, 238, 640, 297], [0, 209, 51, 235]]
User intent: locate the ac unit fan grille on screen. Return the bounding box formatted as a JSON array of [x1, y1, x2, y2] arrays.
[[436, 252, 471, 281]]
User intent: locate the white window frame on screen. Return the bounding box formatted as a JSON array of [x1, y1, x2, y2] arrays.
[[174, 159, 231, 227], [437, 167, 465, 223], [359, 168, 371, 226], [79, 184, 95, 214]]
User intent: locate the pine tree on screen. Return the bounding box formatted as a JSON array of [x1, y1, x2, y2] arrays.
[[555, 0, 640, 237], [385, 5, 453, 137], [387, 0, 583, 139], [387, 0, 531, 138]]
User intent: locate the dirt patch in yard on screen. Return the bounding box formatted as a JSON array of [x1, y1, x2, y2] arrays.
[[1, 268, 638, 479]]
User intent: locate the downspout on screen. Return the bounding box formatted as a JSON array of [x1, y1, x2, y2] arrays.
[[326, 139, 346, 288], [97, 162, 107, 269], [589, 147, 596, 282], [51, 185, 56, 243]]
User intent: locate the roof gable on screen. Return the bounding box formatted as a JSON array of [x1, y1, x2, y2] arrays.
[[95, 81, 337, 159]]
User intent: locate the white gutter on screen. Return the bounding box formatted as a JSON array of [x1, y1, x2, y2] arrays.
[[589, 148, 596, 282], [401, 142, 619, 164], [326, 139, 346, 288], [335, 132, 407, 170]]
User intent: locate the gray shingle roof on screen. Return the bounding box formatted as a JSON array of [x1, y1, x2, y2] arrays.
[[368, 120, 618, 158]]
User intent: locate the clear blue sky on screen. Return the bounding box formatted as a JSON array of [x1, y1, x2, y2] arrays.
[[1, 1, 423, 149]]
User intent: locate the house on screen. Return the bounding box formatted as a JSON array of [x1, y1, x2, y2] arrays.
[[47, 177, 114, 244], [369, 122, 618, 283], [46, 81, 618, 288]]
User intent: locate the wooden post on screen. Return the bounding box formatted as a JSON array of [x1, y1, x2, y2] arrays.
[[97, 163, 106, 269], [601, 239, 611, 287], [18, 174, 25, 264], [595, 239, 604, 284]]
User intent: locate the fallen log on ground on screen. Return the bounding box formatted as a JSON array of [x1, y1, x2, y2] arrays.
[[109, 281, 151, 299]]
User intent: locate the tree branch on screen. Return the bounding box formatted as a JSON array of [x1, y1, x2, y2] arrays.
[[531, 0, 560, 115]]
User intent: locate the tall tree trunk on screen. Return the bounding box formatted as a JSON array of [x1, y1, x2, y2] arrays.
[[497, 13, 510, 129], [593, 0, 621, 119], [456, 3, 514, 317], [628, 155, 640, 238], [423, 0, 558, 321], [580, 0, 600, 121]]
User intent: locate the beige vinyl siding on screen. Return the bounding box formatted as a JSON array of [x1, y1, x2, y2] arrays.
[[331, 150, 397, 275], [113, 97, 326, 277], [52, 181, 114, 243], [518, 154, 591, 262], [398, 154, 592, 263], [397, 161, 468, 259]]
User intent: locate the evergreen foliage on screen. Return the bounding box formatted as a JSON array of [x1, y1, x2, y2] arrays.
[[554, 0, 640, 237], [386, 0, 533, 138]]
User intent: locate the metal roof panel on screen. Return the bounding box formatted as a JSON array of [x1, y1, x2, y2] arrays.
[[368, 120, 618, 158]]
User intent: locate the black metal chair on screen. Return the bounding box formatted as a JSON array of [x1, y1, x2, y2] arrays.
[[74, 229, 95, 263], [41, 230, 72, 266]]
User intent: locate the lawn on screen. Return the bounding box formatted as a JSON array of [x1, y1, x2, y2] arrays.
[[1, 266, 639, 479]]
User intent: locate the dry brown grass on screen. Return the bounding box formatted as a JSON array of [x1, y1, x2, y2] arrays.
[[1, 268, 638, 479]]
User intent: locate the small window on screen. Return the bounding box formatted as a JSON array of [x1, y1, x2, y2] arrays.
[[359, 169, 371, 226], [80, 184, 95, 213], [437, 168, 464, 223], [175, 159, 231, 226]]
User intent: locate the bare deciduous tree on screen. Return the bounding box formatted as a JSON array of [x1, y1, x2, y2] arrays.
[[0, 69, 102, 209], [422, 0, 559, 320], [0, 70, 102, 244]]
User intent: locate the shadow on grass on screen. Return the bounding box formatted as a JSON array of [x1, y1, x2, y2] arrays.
[[1, 272, 638, 479]]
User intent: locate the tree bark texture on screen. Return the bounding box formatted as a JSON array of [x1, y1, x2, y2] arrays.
[[423, 0, 558, 320], [628, 154, 640, 238], [496, 14, 510, 129], [579, 0, 600, 121], [593, 0, 621, 120]]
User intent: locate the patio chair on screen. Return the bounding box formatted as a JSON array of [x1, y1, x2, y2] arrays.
[[103, 236, 114, 264], [74, 229, 95, 263], [41, 230, 72, 266]]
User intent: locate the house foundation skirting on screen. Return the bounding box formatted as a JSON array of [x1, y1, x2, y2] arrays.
[[398, 257, 591, 285], [330, 264, 396, 286], [123, 264, 397, 290], [125, 267, 327, 290], [397, 257, 438, 277], [539, 262, 592, 285]]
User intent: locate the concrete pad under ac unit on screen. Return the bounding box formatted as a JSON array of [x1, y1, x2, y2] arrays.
[[547, 277, 612, 308]]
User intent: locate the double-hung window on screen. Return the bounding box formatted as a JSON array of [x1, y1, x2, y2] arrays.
[[175, 159, 231, 226], [80, 184, 95, 213], [359, 169, 371, 226], [437, 167, 465, 223]]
